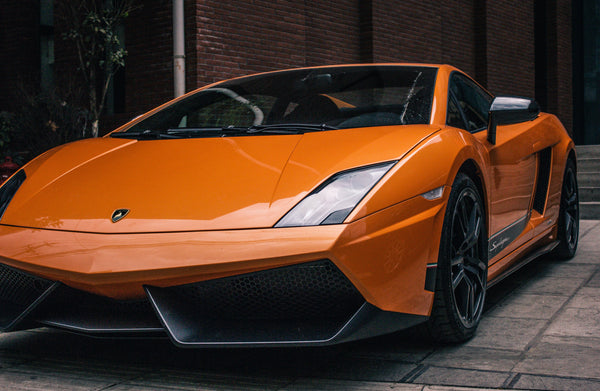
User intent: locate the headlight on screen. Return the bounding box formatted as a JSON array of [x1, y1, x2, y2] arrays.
[[275, 161, 396, 227], [0, 170, 26, 220]]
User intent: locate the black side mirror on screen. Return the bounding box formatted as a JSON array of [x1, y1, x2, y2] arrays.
[[487, 96, 540, 144]]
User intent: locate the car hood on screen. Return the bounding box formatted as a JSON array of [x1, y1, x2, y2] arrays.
[[2, 125, 440, 233]]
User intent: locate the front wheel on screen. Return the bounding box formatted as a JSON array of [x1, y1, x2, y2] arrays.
[[426, 173, 488, 343]]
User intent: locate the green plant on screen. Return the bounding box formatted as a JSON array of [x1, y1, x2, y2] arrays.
[[10, 91, 91, 162], [57, 0, 139, 137]]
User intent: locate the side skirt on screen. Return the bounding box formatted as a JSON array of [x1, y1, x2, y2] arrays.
[[488, 240, 559, 288]]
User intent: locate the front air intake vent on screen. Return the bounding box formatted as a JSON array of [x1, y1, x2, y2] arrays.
[[0, 170, 26, 220], [171, 260, 364, 320], [144, 260, 368, 346], [0, 263, 57, 331], [0, 263, 53, 307]]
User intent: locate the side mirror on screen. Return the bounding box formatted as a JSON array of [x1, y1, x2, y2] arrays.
[[487, 96, 540, 144]]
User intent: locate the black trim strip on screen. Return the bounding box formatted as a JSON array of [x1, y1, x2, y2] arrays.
[[38, 319, 165, 336], [488, 214, 529, 259], [424, 263, 437, 292]]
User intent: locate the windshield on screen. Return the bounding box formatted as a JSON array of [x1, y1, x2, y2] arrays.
[[118, 66, 437, 138]]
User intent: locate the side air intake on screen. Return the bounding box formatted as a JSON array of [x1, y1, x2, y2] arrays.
[[533, 147, 552, 214]]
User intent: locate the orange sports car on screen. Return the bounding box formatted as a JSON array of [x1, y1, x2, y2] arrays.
[[0, 64, 578, 347]]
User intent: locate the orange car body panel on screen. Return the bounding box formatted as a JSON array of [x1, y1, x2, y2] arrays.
[[3, 125, 439, 233], [0, 64, 575, 319]]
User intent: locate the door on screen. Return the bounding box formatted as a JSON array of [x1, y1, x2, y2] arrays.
[[447, 73, 537, 262]]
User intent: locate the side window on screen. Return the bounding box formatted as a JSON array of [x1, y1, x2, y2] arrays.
[[447, 73, 493, 132], [447, 94, 467, 130]]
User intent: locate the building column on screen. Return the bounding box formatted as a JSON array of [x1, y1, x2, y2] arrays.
[[173, 0, 185, 98]]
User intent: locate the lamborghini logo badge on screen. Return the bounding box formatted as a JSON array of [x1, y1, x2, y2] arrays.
[[111, 209, 130, 223]]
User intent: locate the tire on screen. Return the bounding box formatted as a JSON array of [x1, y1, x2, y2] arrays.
[[553, 159, 579, 259], [425, 173, 488, 344]]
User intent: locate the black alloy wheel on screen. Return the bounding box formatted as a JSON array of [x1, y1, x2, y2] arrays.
[[426, 173, 488, 343], [553, 159, 579, 259]]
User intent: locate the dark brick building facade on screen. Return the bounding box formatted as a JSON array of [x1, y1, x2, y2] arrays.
[[0, 1, 578, 139], [1, 1, 42, 105]]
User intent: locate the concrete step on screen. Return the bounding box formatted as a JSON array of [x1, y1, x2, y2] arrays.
[[580, 187, 600, 202], [577, 145, 600, 159], [578, 172, 600, 188], [578, 158, 600, 172], [580, 201, 600, 220]]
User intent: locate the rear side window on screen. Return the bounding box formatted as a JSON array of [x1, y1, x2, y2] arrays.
[[447, 95, 466, 129], [447, 73, 493, 132]]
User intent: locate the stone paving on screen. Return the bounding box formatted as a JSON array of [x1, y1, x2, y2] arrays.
[[0, 221, 599, 390]]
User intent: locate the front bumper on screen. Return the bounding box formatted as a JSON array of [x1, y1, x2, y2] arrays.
[[0, 194, 446, 346], [0, 261, 426, 347]]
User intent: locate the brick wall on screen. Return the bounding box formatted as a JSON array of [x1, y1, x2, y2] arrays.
[[188, 0, 306, 88], [305, 0, 360, 67], [550, 0, 573, 132], [0, 1, 574, 135], [372, 0, 444, 64], [0, 1, 40, 111], [440, 0, 478, 76], [485, 1, 535, 97], [183, 0, 361, 90], [124, 1, 174, 115], [370, 1, 477, 75], [368, 0, 535, 96]]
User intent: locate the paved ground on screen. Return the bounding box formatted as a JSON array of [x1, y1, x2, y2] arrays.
[[0, 221, 599, 391]]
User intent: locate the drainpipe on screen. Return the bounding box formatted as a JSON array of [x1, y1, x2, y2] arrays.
[[173, 0, 185, 98]]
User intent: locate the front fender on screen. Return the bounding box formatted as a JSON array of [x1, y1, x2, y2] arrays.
[[346, 127, 490, 271], [349, 127, 490, 224]]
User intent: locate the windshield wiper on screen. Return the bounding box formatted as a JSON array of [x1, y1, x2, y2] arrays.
[[166, 128, 225, 137], [110, 130, 180, 139], [110, 124, 338, 139], [111, 128, 231, 139], [240, 123, 338, 134]]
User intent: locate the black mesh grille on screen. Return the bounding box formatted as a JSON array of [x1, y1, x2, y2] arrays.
[[0, 263, 53, 306], [172, 260, 364, 320]]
